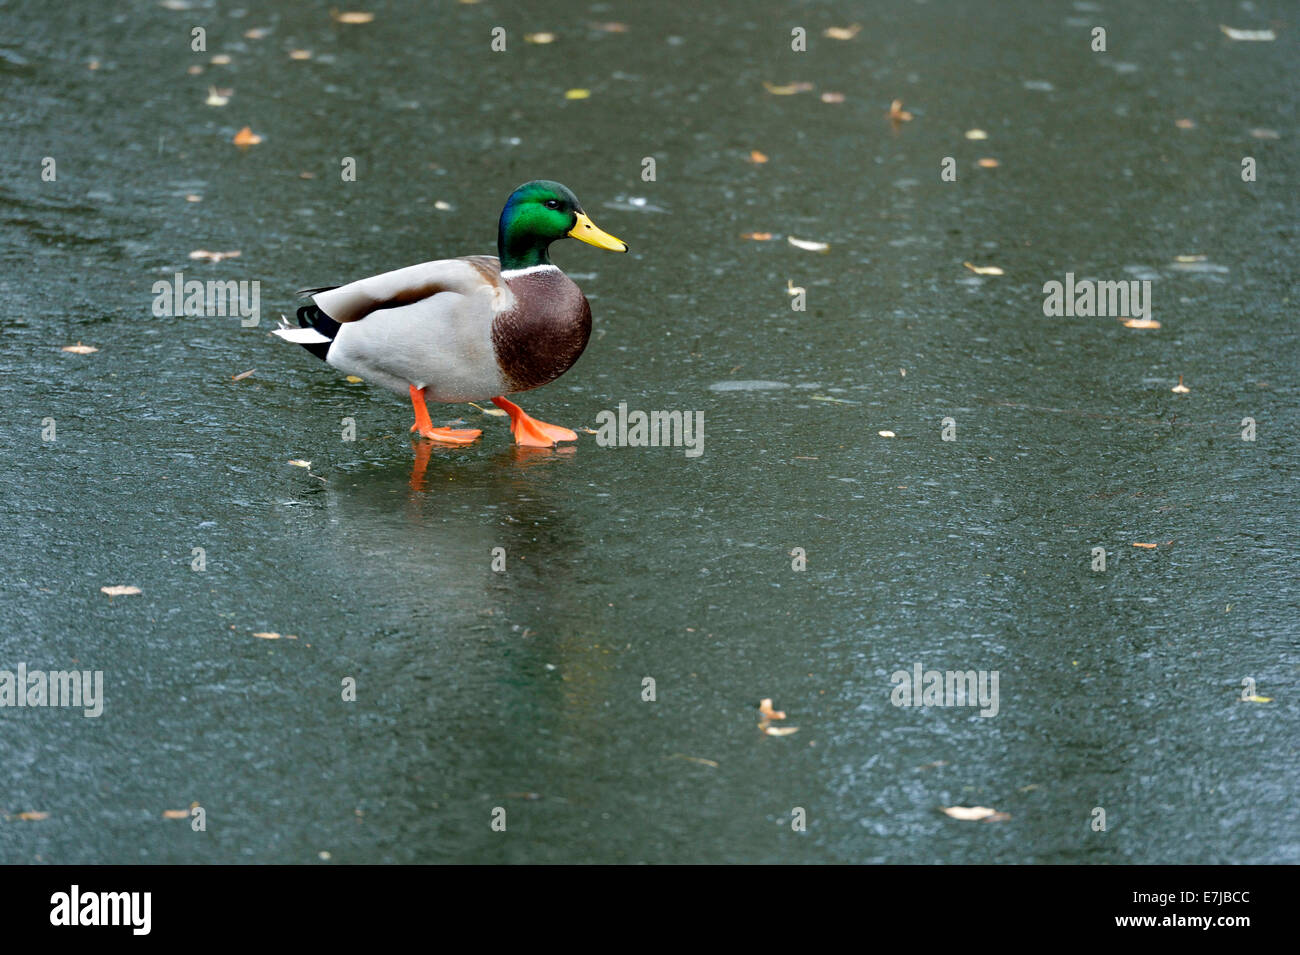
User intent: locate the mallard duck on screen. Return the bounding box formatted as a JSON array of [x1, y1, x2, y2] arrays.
[[274, 180, 627, 447]]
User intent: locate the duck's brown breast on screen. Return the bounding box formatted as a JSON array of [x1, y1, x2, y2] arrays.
[[491, 267, 592, 393]]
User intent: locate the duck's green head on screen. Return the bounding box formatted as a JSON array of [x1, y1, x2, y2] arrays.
[[497, 180, 627, 271]]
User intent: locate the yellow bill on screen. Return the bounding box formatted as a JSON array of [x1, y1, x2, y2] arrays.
[[569, 211, 628, 252]]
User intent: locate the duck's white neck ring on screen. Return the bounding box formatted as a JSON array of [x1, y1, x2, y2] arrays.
[[500, 264, 561, 279]]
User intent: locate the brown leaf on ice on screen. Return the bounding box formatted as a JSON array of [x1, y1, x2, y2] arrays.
[[942, 806, 1008, 821], [16, 812, 50, 821], [820, 91, 845, 103], [747, 149, 769, 164], [788, 236, 830, 252], [330, 9, 375, 24], [210, 54, 232, 65], [963, 262, 1004, 275], [823, 24, 862, 40], [1175, 118, 1196, 129], [189, 249, 241, 262], [252, 631, 282, 640], [760, 724, 800, 736], [162, 809, 189, 819], [1121, 318, 1161, 329], [289, 49, 313, 60], [764, 81, 813, 95], [741, 231, 774, 241], [670, 753, 719, 768], [758, 698, 786, 720], [101, 585, 142, 597], [524, 32, 556, 44], [886, 99, 914, 125], [231, 369, 255, 381], [1131, 542, 1159, 549], [976, 157, 1000, 168], [593, 22, 629, 33], [243, 27, 270, 40], [62, 342, 98, 354], [232, 126, 262, 146], [965, 129, 989, 140]]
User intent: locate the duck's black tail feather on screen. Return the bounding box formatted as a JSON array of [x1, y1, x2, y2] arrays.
[[293, 287, 341, 361]]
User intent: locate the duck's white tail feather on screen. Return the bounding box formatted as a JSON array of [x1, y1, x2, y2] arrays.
[[273, 325, 331, 344]]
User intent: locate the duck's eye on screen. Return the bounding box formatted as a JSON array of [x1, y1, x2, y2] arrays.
[[544, 199, 561, 210]]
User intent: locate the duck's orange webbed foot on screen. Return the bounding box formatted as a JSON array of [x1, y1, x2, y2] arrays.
[[491, 396, 577, 448], [409, 385, 481, 445]]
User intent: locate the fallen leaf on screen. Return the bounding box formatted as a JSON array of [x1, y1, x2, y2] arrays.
[[185, 194, 202, 202], [299, 171, 315, 179], [1219, 25, 1276, 41], [670, 753, 719, 768], [88, 59, 101, 70], [963, 262, 1004, 275], [760, 724, 800, 736], [205, 86, 229, 106], [965, 129, 989, 140], [878, 430, 896, 438], [62, 343, 98, 355], [741, 231, 774, 241], [564, 88, 590, 100], [886, 99, 914, 123], [16, 812, 49, 821], [524, 32, 556, 44], [748, 149, 769, 164], [101, 585, 142, 597], [942, 806, 1008, 821], [231, 369, 255, 381], [1132, 542, 1159, 549], [289, 49, 313, 60], [189, 249, 241, 263], [1243, 695, 1272, 703], [593, 22, 628, 33], [1121, 318, 1161, 329], [287, 459, 312, 468], [331, 9, 375, 24], [434, 200, 452, 210], [162, 809, 189, 819], [232, 126, 262, 146], [1171, 375, 1189, 394], [186, 65, 203, 75], [253, 631, 281, 639], [763, 81, 813, 95], [1174, 254, 1206, 263], [243, 27, 270, 40], [823, 24, 861, 40], [1175, 118, 1196, 129], [788, 236, 830, 252], [820, 91, 845, 103], [758, 698, 786, 720], [976, 157, 1000, 168], [345, 375, 364, 383], [468, 401, 507, 416]]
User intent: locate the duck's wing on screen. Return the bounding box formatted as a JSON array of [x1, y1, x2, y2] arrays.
[[306, 255, 509, 323]]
